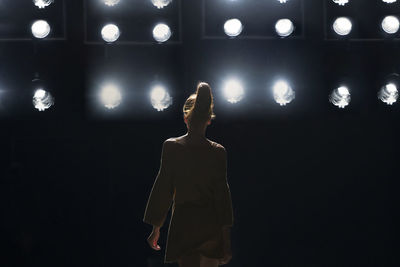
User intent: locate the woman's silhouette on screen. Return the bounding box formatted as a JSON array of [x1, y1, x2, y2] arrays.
[[143, 82, 234, 266]]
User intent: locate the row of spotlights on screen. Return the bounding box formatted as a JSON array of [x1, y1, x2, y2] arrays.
[[101, 23, 172, 43], [26, 81, 399, 112], [103, 0, 172, 8], [224, 18, 295, 37], [333, 15, 400, 35], [333, 0, 397, 5]]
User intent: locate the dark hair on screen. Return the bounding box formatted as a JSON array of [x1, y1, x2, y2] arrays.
[[183, 82, 216, 126]]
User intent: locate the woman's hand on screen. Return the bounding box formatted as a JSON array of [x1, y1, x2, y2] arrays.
[[147, 227, 161, 251]]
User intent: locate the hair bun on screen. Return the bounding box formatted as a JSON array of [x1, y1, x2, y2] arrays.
[[194, 82, 212, 114]]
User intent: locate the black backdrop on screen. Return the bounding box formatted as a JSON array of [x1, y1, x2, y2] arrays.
[[1, 1, 399, 266]]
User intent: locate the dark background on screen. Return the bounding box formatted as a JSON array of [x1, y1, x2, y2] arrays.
[[1, 0, 399, 266]]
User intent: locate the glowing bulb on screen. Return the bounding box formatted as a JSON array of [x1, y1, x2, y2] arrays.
[[278, 0, 289, 3], [224, 19, 243, 37], [33, 0, 54, 8], [33, 89, 54, 111], [333, 17, 352, 36], [382, 16, 400, 34], [273, 80, 295, 106], [329, 86, 351, 108], [152, 23, 172, 43], [275, 19, 294, 37], [223, 79, 244, 103], [382, 0, 397, 3], [150, 85, 173, 111], [100, 84, 122, 109], [378, 83, 398, 105], [332, 0, 349, 5], [103, 0, 120, 6], [101, 24, 120, 43], [31, 20, 51, 39], [151, 0, 172, 9]]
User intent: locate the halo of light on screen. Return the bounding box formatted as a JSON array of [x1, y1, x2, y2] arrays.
[[223, 79, 244, 103], [382, 0, 397, 3], [151, 0, 172, 9], [33, 89, 54, 111], [150, 85, 173, 111], [101, 24, 120, 43], [329, 86, 351, 108], [223, 19, 243, 37], [278, 0, 289, 3], [275, 19, 295, 37], [333, 17, 352, 36], [152, 23, 172, 43], [100, 84, 122, 109], [272, 80, 295, 106], [332, 0, 349, 5], [103, 0, 120, 6], [381, 16, 400, 34], [33, 0, 54, 9], [31, 20, 51, 39], [378, 83, 398, 105]]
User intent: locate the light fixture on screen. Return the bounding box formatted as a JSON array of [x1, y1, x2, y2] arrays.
[[100, 84, 122, 109], [333, 17, 352, 36], [31, 20, 51, 39], [223, 79, 244, 103], [272, 80, 295, 106], [33, 89, 54, 111], [151, 0, 172, 9], [150, 85, 173, 111], [103, 0, 120, 6], [33, 0, 54, 9], [381, 16, 400, 34], [101, 24, 120, 43], [223, 19, 243, 37], [275, 19, 295, 37], [378, 83, 398, 105], [277, 0, 289, 3], [152, 23, 172, 43], [332, 0, 349, 6], [329, 86, 351, 108], [382, 0, 397, 3]]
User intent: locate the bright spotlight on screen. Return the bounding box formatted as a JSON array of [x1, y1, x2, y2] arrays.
[[151, 0, 172, 9], [332, 0, 349, 5], [100, 84, 122, 109], [278, 0, 289, 3], [152, 23, 172, 43], [378, 83, 398, 105], [33, 0, 54, 9], [329, 86, 351, 108], [150, 85, 173, 111], [224, 19, 243, 37], [31, 20, 51, 39], [333, 17, 352, 36], [272, 80, 295, 106], [101, 24, 120, 43], [275, 19, 294, 37], [223, 79, 244, 104], [382, 0, 397, 3], [33, 89, 54, 111], [381, 16, 400, 34], [103, 0, 120, 6]]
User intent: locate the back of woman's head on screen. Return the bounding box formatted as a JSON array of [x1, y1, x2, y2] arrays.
[[183, 82, 216, 127]]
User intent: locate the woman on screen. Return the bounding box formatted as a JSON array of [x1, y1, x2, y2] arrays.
[[143, 82, 234, 266]]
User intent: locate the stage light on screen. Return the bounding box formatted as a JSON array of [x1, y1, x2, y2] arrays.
[[381, 16, 400, 34], [382, 0, 397, 3], [332, 0, 349, 5], [100, 84, 122, 109], [224, 19, 243, 37], [378, 83, 398, 105], [101, 24, 120, 43], [223, 79, 244, 104], [103, 0, 120, 6], [31, 20, 51, 39], [33, 89, 54, 111], [277, 0, 289, 3], [152, 23, 172, 43], [151, 0, 172, 9], [329, 86, 351, 108], [333, 17, 352, 36], [33, 0, 54, 9], [150, 85, 173, 111], [275, 19, 294, 37], [272, 80, 295, 106]]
